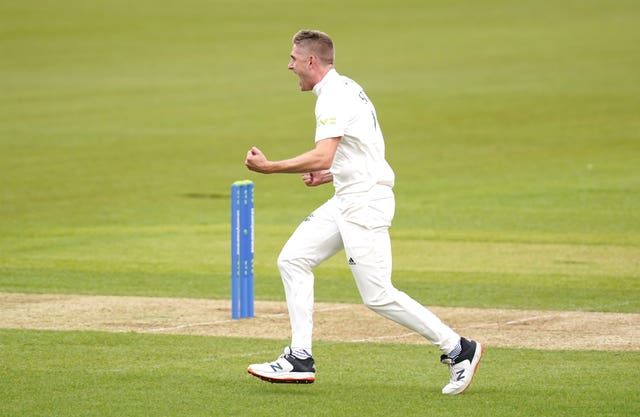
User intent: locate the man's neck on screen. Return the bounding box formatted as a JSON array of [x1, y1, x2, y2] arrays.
[[312, 67, 336, 95]]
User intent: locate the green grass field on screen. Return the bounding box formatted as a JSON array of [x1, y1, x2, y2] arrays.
[[1, 0, 639, 416], [2, 330, 636, 417]]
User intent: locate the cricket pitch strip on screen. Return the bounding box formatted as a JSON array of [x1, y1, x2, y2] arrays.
[[1, 293, 638, 351]]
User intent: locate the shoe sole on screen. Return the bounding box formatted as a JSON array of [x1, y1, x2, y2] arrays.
[[247, 368, 315, 384], [454, 342, 483, 395]]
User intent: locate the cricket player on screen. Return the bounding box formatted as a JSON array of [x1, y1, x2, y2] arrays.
[[244, 29, 482, 395]]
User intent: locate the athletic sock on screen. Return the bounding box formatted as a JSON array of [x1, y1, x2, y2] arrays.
[[447, 340, 462, 359], [291, 347, 312, 360]]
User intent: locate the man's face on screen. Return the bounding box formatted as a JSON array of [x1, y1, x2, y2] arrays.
[[288, 44, 314, 91]]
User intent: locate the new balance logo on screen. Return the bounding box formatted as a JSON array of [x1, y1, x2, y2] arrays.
[[348, 258, 356, 265], [455, 369, 465, 381], [270, 363, 284, 372]]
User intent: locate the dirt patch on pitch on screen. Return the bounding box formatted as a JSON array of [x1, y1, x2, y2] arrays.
[[1, 293, 638, 351]]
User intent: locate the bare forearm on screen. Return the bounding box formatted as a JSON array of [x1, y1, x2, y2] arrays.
[[245, 137, 340, 175], [265, 149, 331, 174]]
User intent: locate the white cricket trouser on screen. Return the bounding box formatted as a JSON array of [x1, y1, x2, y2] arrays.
[[277, 185, 460, 355]]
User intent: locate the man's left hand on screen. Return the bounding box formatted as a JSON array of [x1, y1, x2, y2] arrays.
[[245, 147, 270, 173]]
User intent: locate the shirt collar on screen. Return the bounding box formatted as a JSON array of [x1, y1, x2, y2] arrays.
[[313, 68, 338, 96]]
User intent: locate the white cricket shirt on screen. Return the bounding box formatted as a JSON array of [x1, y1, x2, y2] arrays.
[[312, 69, 395, 195]]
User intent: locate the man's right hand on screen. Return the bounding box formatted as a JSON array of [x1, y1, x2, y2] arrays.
[[301, 170, 333, 187]]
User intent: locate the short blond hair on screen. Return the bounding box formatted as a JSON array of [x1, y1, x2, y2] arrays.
[[292, 30, 334, 65]]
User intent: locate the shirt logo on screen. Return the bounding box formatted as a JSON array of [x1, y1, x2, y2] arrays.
[[318, 117, 337, 126]]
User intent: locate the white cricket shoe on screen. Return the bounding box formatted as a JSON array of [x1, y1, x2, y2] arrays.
[[248, 347, 316, 384], [441, 337, 483, 395]]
